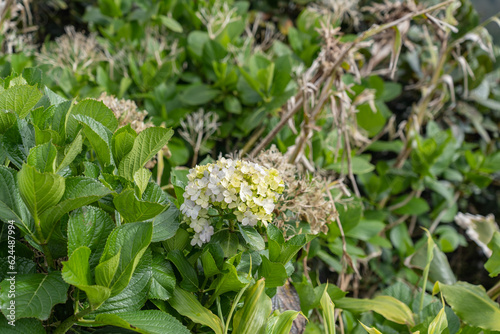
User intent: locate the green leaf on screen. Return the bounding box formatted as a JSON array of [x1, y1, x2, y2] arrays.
[[111, 125, 136, 166], [179, 85, 220, 106], [94, 310, 190, 334], [335, 295, 415, 326], [0, 314, 45, 333], [210, 260, 250, 296], [97, 222, 153, 296], [485, 231, 500, 277], [167, 249, 199, 291], [210, 229, 239, 257], [0, 166, 32, 235], [159, 15, 183, 33], [148, 253, 176, 301], [56, 133, 83, 173], [428, 304, 448, 334], [0, 111, 16, 134], [224, 95, 242, 114], [393, 197, 430, 215], [434, 281, 500, 331], [233, 279, 272, 334], [134, 169, 151, 198], [168, 287, 223, 334], [359, 322, 382, 334], [95, 249, 152, 314], [0, 272, 68, 320], [260, 256, 288, 288], [118, 127, 173, 180], [22, 68, 43, 87], [201, 251, 220, 278], [151, 204, 180, 243], [327, 156, 375, 175], [320, 287, 336, 334], [62, 246, 111, 309], [39, 177, 112, 239], [66, 99, 118, 140], [74, 114, 113, 166], [67, 206, 115, 269], [18, 164, 65, 219], [0, 85, 42, 118], [266, 310, 302, 334], [239, 225, 265, 251], [3, 118, 35, 169], [27, 141, 57, 173], [114, 189, 167, 223]]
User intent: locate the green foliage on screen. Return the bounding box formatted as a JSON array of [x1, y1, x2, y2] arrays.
[[0, 0, 499, 333]]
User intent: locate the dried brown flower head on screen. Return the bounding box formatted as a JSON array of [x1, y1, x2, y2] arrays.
[[252, 145, 336, 236], [36, 26, 108, 77]]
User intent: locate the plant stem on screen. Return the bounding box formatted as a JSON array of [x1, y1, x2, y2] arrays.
[[54, 307, 93, 334], [487, 280, 500, 300]]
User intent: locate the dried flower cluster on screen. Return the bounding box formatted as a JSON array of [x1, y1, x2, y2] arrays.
[[98, 92, 154, 133], [253, 146, 335, 235], [179, 109, 220, 166], [1, 0, 36, 54], [36, 26, 108, 77], [180, 158, 284, 246]]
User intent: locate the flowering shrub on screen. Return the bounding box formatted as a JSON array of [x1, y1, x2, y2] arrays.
[[180, 158, 284, 246]]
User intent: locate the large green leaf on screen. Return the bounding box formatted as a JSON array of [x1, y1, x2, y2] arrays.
[[151, 204, 180, 243], [168, 287, 223, 334], [27, 141, 57, 173], [56, 133, 83, 173], [66, 99, 118, 140], [118, 127, 173, 180], [239, 225, 265, 251], [0, 314, 45, 334], [259, 256, 288, 288], [434, 281, 500, 331], [0, 167, 32, 234], [114, 189, 167, 223], [17, 163, 65, 220], [233, 278, 272, 334], [62, 246, 111, 309], [0, 272, 68, 320], [39, 177, 112, 239], [3, 119, 35, 169], [94, 250, 152, 314], [166, 249, 199, 291], [94, 310, 189, 334], [96, 222, 153, 296], [67, 206, 115, 269], [335, 295, 415, 326], [75, 114, 113, 166], [111, 125, 136, 166], [148, 253, 176, 301], [0, 111, 16, 134], [210, 260, 250, 296], [0, 85, 42, 119]]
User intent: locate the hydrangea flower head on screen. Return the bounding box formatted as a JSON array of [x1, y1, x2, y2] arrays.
[[180, 158, 284, 246]]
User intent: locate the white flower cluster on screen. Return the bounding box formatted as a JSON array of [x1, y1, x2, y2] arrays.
[[180, 158, 284, 247]]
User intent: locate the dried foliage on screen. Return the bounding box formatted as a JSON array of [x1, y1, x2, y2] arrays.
[[0, 0, 36, 53], [253, 145, 336, 236], [36, 26, 108, 77]]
